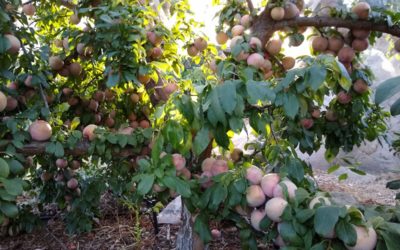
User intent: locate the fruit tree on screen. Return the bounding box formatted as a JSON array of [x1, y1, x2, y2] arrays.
[[1, 0, 400, 249]]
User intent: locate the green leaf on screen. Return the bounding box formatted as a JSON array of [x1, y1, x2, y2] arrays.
[[387, 180, 400, 190], [0, 35, 11, 53], [308, 64, 327, 90], [259, 215, 272, 231], [0, 158, 10, 178], [375, 76, 400, 104], [390, 97, 400, 116], [246, 80, 276, 105], [8, 159, 24, 175], [337, 62, 352, 91], [193, 127, 210, 156], [55, 142, 64, 158], [0, 202, 18, 218], [194, 215, 212, 243], [279, 221, 303, 246], [206, 88, 226, 127], [314, 206, 341, 237], [294, 188, 310, 204], [283, 92, 299, 119], [336, 219, 357, 246], [287, 158, 304, 182], [296, 209, 315, 223], [379, 230, 400, 250], [1, 178, 24, 196], [218, 82, 237, 115], [106, 72, 120, 87], [338, 173, 348, 181], [137, 174, 155, 195], [327, 164, 340, 174], [162, 176, 191, 197]]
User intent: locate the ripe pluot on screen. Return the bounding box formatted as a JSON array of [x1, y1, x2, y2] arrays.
[[230, 36, 244, 50], [325, 110, 338, 122], [270, 7, 285, 21], [353, 79, 369, 94], [352, 29, 370, 39], [146, 31, 162, 46], [338, 47, 355, 63], [264, 197, 288, 222], [5, 34, 21, 54], [246, 185, 266, 207], [249, 37, 262, 50], [22, 4, 36, 16], [231, 25, 245, 37], [138, 74, 151, 85], [83, 124, 97, 141], [250, 209, 267, 231], [49, 56, 64, 70], [246, 165, 264, 185], [282, 57, 295, 70], [29, 120, 52, 141], [56, 158, 68, 169], [273, 180, 297, 200], [216, 32, 229, 45], [6, 96, 17, 111], [311, 109, 321, 119], [240, 15, 252, 28], [0, 91, 7, 112], [230, 148, 243, 162], [68, 62, 82, 77], [172, 154, 186, 171], [247, 53, 265, 69], [261, 173, 280, 197], [67, 178, 79, 189], [346, 226, 377, 250], [265, 39, 282, 55], [312, 36, 329, 52], [201, 158, 215, 172], [194, 38, 208, 51], [211, 229, 221, 239], [284, 3, 299, 19], [211, 159, 228, 176], [139, 120, 150, 129], [352, 39, 369, 52], [187, 45, 199, 57], [352, 2, 370, 20], [337, 91, 352, 104], [328, 37, 344, 52], [300, 118, 314, 129]]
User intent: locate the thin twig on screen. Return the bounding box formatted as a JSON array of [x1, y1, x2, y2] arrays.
[[246, 0, 255, 14]]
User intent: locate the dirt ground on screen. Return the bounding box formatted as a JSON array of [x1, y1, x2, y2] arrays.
[[0, 170, 399, 250]]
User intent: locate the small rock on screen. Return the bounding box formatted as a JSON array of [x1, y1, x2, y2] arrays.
[[157, 196, 182, 224], [330, 192, 359, 206]]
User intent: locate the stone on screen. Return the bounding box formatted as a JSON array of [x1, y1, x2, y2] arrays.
[[330, 192, 359, 206], [157, 196, 182, 224]]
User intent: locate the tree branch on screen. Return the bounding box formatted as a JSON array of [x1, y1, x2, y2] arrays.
[[246, 0, 255, 14], [252, 16, 400, 44]]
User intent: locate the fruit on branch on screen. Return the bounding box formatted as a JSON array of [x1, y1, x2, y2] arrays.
[[67, 178, 79, 189], [345, 226, 377, 250], [70, 160, 81, 170], [172, 154, 186, 171], [352, 39, 369, 52], [104, 117, 115, 128], [211, 229, 221, 239], [139, 120, 150, 129], [152, 184, 166, 193], [338, 47, 355, 63], [147, 31, 162, 46], [265, 39, 282, 56], [7, 82, 18, 90], [187, 45, 199, 57], [88, 99, 99, 111], [309, 196, 331, 209], [325, 110, 338, 122], [22, 4, 36, 16], [250, 209, 267, 231], [311, 108, 321, 119], [83, 124, 97, 141], [230, 36, 244, 50], [300, 118, 314, 129], [194, 38, 208, 52], [68, 62, 82, 77], [240, 14, 252, 28], [353, 79, 369, 94], [337, 91, 352, 104], [249, 37, 262, 50], [232, 25, 245, 37], [270, 7, 285, 21], [0, 91, 7, 112], [201, 158, 215, 172], [247, 53, 265, 69], [246, 166, 264, 185], [49, 56, 64, 70], [130, 93, 140, 104], [93, 91, 105, 103], [352, 29, 370, 39], [352, 2, 370, 20], [312, 36, 328, 52], [264, 197, 288, 222], [177, 167, 191, 180], [261, 173, 280, 197], [328, 37, 344, 52], [211, 159, 228, 176], [138, 74, 151, 85], [151, 47, 163, 59], [274, 235, 287, 247], [29, 120, 52, 141], [246, 185, 266, 207], [282, 57, 295, 70], [5, 34, 21, 54], [216, 32, 229, 45], [56, 159, 68, 169], [284, 3, 300, 19], [6, 97, 18, 111], [70, 14, 80, 25], [40, 172, 53, 182], [273, 180, 297, 200]]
